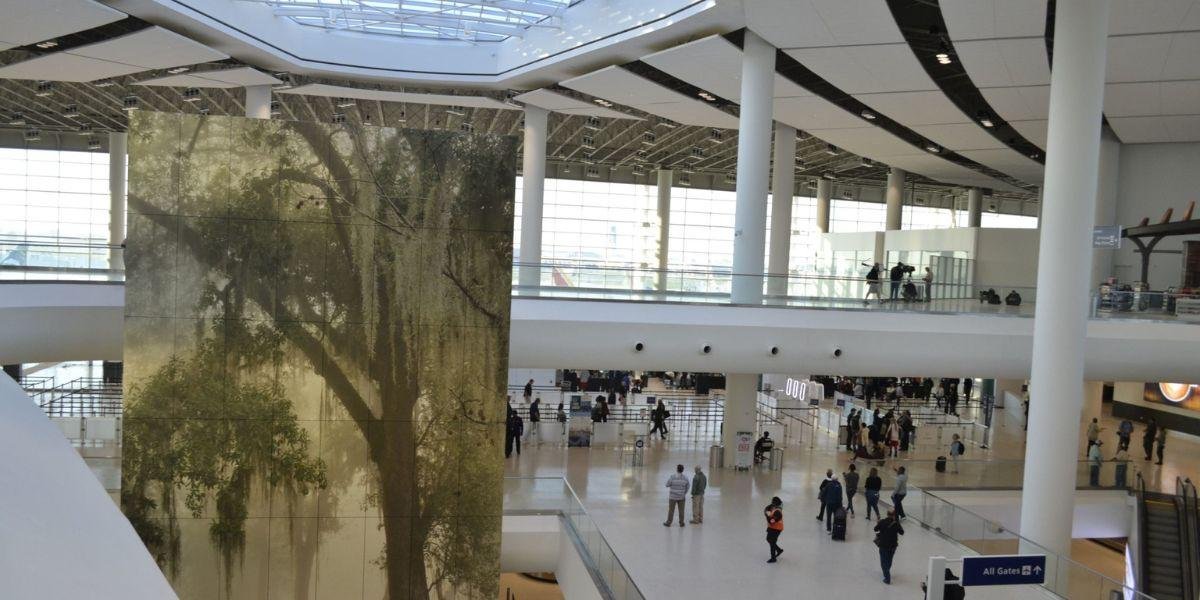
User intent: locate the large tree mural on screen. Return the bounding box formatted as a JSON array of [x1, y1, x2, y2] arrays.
[[121, 112, 515, 599]]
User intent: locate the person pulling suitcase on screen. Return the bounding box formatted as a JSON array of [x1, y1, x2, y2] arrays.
[[820, 475, 844, 535]]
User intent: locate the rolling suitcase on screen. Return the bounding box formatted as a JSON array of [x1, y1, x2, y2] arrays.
[[935, 455, 947, 472], [831, 508, 848, 541]]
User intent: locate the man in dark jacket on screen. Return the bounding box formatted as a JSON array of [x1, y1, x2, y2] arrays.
[[815, 470, 834, 520], [888, 262, 906, 301], [874, 508, 905, 584], [1143, 418, 1158, 461], [821, 476, 844, 533]]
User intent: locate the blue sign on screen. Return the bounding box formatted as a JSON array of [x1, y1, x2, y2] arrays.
[[1093, 225, 1122, 249], [961, 554, 1046, 586]]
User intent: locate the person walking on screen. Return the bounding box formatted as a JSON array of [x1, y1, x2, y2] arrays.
[[891, 466, 908, 520], [949, 433, 965, 474], [764, 496, 784, 563], [1117, 418, 1134, 451], [862, 262, 883, 304], [528, 397, 541, 437], [864, 467, 883, 520], [1113, 446, 1130, 488], [1156, 427, 1168, 465], [886, 419, 900, 458], [663, 464, 689, 527], [816, 469, 834, 521], [1086, 417, 1102, 455], [649, 400, 669, 439], [1143, 418, 1158, 461], [1088, 440, 1104, 487], [505, 406, 518, 458], [843, 464, 860, 518], [873, 508, 905, 584], [821, 475, 844, 534], [556, 402, 567, 436], [962, 377, 973, 403], [523, 378, 534, 402], [689, 466, 707, 524]]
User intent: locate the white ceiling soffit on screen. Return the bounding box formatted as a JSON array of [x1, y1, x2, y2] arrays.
[[744, 0, 903, 49], [940, 0, 1047, 41], [958, 149, 1044, 183], [0, 26, 227, 83], [278, 83, 518, 110], [640, 35, 811, 102], [911, 123, 1008, 152], [1009, 120, 1048, 148], [1105, 80, 1200, 117], [0, 0, 126, 51], [875, 153, 1024, 192], [1109, 116, 1200, 143], [853, 91, 972, 126], [784, 44, 937, 94], [1108, 0, 1200, 35], [136, 66, 281, 88], [513, 89, 641, 120], [559, 66, 739, 129], [953, 39, 1051, 88], [980, 86, 1050, 121]]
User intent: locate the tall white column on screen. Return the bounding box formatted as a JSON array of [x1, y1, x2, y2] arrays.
[[1091, 130, 1121, 288], [967, 187, 983, 227], [1019, 0, 1111, 561], [767, 123, 796, 297], [730, 30, 776, 304], [108, 132, 127, 272], [244, 85, 271, 119], [721, 374, 759, 467], [518, 105, 549, 289], [656, 169, 673, 292], [885, 168, 905, 231], [816, 179, 832, 233]]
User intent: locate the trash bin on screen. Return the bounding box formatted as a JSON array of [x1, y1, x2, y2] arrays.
[[710, 445, 724, 469], [769, 447, 784, 471]]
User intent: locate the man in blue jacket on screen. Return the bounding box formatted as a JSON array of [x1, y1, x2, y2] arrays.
[[821, 475, 844, 534]]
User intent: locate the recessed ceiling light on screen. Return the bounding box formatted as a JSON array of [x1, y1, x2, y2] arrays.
[[35, 40, 58, 49], [182, 87, 201, 102], [24, 129, 40, 142], [977, 111, 994, 128], [9, 113, 25, 126], [824, 144, 839, 156], [822, 171, 836, 180], [122, 96, 139, 111], [35, 81, 53, 97], [166, 66, 190, 74], [87, 138, 102, 150], [1029, 151, 1040, 159], [593, 98, 613, 108], [63, 104, 80, 118], [860, 109, 876, 120], [94, 79, 115, 88], [335, 97, 355, 109], [925, 143, 940, 153], [445, 105, 466, 117]]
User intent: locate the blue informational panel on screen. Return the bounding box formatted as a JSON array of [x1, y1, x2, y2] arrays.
[[961, 555, 1047, 586], [1093, 225, 1123, 248]]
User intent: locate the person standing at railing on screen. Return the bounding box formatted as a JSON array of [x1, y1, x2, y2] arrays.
[[862, 262, 883, 305], [1088, 440, 1104, 486], [1117, 418, 1134, 451], [864, 467, 883, 520], [1155, 427, 1168, 466], [1113, 446, 1130, 488], [922, 267, 933, 302], [663, 464, 689, 528], [890, 466, 908, 520], [764, 496, 785, 563], [1085, 417, 1103, 455], [689, 466, 707, 525], [1142, 418, 1158, 461]]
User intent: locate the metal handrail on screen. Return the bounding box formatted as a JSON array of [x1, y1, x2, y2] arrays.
[[1177, 476, 1199, 600]]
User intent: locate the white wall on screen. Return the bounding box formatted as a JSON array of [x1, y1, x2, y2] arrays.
[[0, 283, 123, 364], [1114, 142, 1200, 287], [975, 228, 1041, 291], [499, 516, 561, 573], [883, 227, 977, 255], [0, 376, 175, 599], [929, 489, 1132, 540], [508, 369, 557, 391]]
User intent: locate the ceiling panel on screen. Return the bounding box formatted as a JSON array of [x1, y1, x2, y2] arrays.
[[1009, 120, 1049, 147], [561, 67, 739, 128], [1109, 115, 1200, 142], [1106, 33, 1172, 82], [136, 66, 281, 88], [1161, 32, 1200, 80], [641, 35, 810, 102], [773, 96, 872, 130], [873, 152, 1023, 192], [280, 83, 517, 109], [0, 0, 125, 51], [854, 91, 972, 125], [1109, 0, 1200, 35], [0, 26, 226, 82], [980, 86, 1050, 121], [784, 44, 936, 94], [958, 148, 1044, 183], [940, 0, 1048, 40], [807, 127, 924, 157], [955, 38, 1050, 88], [744, 0, 902, 49], [513, 89, 641, 119], [1104, 82, 1163, 117], [911, 123, 1009, 151]]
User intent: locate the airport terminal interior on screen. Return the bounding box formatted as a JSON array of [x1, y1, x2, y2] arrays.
[[5, 1, 1200, 599]]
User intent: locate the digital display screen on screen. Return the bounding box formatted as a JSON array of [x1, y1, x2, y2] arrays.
[[1144, 382, 1200, 411]]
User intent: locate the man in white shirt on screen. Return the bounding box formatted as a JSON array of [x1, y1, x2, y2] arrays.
[[664, 464, 690, 527]]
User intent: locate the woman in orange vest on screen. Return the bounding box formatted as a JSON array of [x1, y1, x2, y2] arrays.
[[764, 496, 784, 563]]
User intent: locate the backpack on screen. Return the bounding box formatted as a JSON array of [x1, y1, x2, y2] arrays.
[[953, 441, 965, 455]]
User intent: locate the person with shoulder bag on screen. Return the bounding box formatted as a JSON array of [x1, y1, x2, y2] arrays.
[[873, 508, 905, 584]]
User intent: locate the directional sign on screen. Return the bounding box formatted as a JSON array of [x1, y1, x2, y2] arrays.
[[1093, 225, 1123, 249], [961, 554, 1046, 586]]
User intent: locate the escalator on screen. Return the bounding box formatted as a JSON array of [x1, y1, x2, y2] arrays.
[[1136, 476, 1198, 600]]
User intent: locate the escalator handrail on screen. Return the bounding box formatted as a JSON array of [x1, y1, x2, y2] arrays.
[[1178, 476, 1199, 600], [1136, 472, 1149, 594]]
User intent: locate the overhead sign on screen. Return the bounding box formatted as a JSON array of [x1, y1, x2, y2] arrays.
[[1093, 225, 1122, 249], [961, 554, 1047, 587]]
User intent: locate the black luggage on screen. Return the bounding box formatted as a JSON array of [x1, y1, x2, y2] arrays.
[[831, 508, 848, 540], [935, 456, 947, 472]]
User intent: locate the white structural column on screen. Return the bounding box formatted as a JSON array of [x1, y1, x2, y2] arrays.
[[656, 169, 673, 292], [1091, 130, 1122, 287], [730, 30, 776, 304], [108, 132, 127, 271], [1019, 0, 1111, 562], [885, 168, 905, 231], [518, 105, 549, 289], [244, 85, 271, 119], [815, 178, 832, 233], [967, 187, 983, 227], [767, 123, 796, 297], [721, 374, 758, 467]]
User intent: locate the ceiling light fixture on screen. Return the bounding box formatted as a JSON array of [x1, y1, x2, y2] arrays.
[[657, 118, 677, 129], [977, 111, 994, 128], [63, 104, 80, 118], [166, 66, 190, 74], [445, 105, 466, 117], [35, 81, 53, 97], [35, 40, 58, 49], [9, 113, 25, 126], [821, 171, 836, 180], [593, 98, 613, 108], [697, 91, 716, 102], [182, 87, 201, 102], [24, 129, 40, 142], [93, 79, 115, 88], [824, 144, 839, 156], [335, 97, 355, 109], [925, 143, 940, 153], [87, 138, 102, 150], [122, 96, 139, 111], [860, 109, 876, 120]]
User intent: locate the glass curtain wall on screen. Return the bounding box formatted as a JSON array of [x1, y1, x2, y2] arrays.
[[0, 148, 111, 271]]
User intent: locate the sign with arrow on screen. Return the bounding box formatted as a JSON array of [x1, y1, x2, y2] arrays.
[[961, 554, 1047, 586]]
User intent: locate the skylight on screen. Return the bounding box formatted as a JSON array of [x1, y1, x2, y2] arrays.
[[244, 0, 576, 43]]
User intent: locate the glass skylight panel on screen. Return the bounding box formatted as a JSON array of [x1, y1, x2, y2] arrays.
[[247, 0, 575, 42]]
